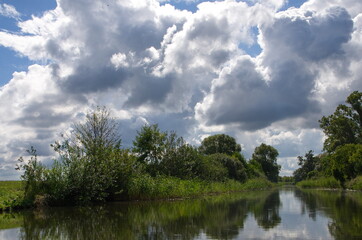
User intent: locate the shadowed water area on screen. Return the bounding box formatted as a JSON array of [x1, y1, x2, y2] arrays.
[[1, 187, 362, 240]]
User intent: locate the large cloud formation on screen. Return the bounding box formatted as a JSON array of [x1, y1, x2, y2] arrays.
[[0, 0, 361, 179]]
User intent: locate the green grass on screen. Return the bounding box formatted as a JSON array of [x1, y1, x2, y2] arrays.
[[347, 176, 362, 190], [127, 176, 274, 200], [296, 177, 341, 189], [0, 181, 25, 211], [0, 178, 275, 209]]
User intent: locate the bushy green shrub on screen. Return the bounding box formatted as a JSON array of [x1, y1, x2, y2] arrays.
[[246, 159, 266, 179], [206, 153, 247, 182], [159, 139, 201, 179], [196, 155, 228, 181], [17, 107, 138, 205]]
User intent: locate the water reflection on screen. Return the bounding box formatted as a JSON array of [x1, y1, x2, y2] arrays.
[[1, 187, 362, 240]]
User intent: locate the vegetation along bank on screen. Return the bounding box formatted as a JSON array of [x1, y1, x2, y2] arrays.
[[294, 91, 362, 190], [2, 107, 279, 210]]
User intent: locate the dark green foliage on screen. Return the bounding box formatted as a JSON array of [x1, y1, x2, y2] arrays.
[[160, 138, 201, 179], [319, 91, 362, 153], [252, 144, 280, 182], [293, 150, 319, 182], [133, 126, 202, 178], [199, 134, 241, 156], [246, 159, 266, 179], [300, 91, 362, 188], [326, 144, 362, 185], [206, 154, 247, 182], [133, 124, 167, 166], [196, 155, 228, 181]]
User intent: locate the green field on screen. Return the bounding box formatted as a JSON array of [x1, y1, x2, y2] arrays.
[[0, 181, 24, 211]]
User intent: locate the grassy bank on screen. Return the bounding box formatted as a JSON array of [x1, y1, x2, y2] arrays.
[[296, 176, 362, 191], [0, 178, 274, 210], [296, 177, 341, 189], [127, 176, 274, 200], [0, 181, 24, 211]]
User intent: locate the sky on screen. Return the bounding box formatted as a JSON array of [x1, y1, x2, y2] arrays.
[[0, 0, 361, 180]]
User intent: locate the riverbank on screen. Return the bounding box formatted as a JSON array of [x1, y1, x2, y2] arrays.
[[0, 178, 274, 211], [296, 176, 362, 190]]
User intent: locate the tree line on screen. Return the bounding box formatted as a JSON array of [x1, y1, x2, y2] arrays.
[[17, 107, 281, 205], [293, 91, 362, 188]]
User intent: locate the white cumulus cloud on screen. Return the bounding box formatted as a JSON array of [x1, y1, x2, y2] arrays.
[[0, 0, 361, 179]]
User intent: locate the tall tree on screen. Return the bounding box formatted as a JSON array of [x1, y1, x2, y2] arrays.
[[293, 150, 318, 182], [132, 124, 167, 165], [72, 106, 121, 156], [199, 134, 241, 156], [319, 91, 362, 153], [252, 143, 280, 182]]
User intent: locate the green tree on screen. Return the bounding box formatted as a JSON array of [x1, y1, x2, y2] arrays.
[[319, 91, 362, 153], [132, 124, 167, 165], [252, 143, 280, 182], [72, 106, 122, 155], [50, 106, 133, 203], [206, 153, 247, 182], [293, 150, 319, 182], [160, 132, 201, 179], [326, 144, 362, 185], [199, 134, 241, 156], [18, 107, 136, 204]]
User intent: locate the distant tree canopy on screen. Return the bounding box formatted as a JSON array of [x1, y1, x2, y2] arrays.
[[319, 91, 362, 153], [252, 143, 280, 182], [199, 134, 241, 156]]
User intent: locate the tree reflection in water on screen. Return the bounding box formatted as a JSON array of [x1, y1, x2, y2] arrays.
[[294, 189, 362, 240], [1, 188, 362, 240], [15, 191, 279, 240]]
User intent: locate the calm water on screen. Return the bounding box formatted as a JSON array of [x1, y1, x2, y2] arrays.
[[1, 187, 362, 240]]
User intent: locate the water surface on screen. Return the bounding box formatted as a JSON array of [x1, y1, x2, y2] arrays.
[[1, 187, 362, 240]]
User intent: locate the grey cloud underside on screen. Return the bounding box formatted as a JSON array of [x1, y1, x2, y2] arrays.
[[200, 6, 354, 131], [15, 101, 72, 128], [204, 58, 319, 130], [61, 66, 130, 94], [124, 72, 175, 107], [266, 7, 353, 62]]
